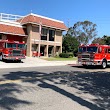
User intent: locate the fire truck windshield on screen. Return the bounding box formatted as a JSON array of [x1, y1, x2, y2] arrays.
[[78, 47, 86, 52], [87, 46, 97, 53], [6, 43, 17, 48], [18, 44, 25, 49]]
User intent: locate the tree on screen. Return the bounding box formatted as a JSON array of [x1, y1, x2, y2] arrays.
[[62, 34, 79, 55], [92, 37, 105, 45], [103, 35, 110, 45], [67, 20, 97, 44], [92, 35, 110, 45]]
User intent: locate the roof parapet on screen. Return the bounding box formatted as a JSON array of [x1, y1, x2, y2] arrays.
[[0, 13, 24, 27], [0, 13, 24, 21]]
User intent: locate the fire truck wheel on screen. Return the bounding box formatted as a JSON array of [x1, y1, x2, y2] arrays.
[[102, 60, 107, 69]]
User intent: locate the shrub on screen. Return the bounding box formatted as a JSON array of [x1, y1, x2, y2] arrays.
[[68, 53, 74, 57], [59, 53, 73, 58], [74, 52, 78, 57], [59, 53, 69, 58]]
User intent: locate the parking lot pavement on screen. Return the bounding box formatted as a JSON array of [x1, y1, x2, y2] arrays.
[[0, 57, 77, 69], [0, 65, 110, 110]]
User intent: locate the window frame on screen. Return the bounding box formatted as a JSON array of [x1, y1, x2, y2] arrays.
[[41, 28, 48, 40]]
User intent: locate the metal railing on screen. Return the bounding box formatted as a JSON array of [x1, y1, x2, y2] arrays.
[[0, 13, 24, 21]]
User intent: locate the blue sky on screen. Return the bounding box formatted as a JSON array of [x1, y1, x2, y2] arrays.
[[0, 0, 110, 37]]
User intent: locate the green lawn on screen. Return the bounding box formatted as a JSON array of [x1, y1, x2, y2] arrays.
[[41, 57, 77, 61]]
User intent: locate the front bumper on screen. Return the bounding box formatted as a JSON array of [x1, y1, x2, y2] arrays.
[[3, 56, 25, 60], [78, 60, 102, 66]]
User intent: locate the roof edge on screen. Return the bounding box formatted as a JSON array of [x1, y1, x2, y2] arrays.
[[21, 22, 67, 31], [0, 32, 27, 36]]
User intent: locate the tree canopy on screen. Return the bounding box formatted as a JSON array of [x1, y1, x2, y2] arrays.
[[92, 37, 105, 45], [103, 35, 110, 45], [62, 20, 98, 56], [92, 35, 110, 45], [62, 34, 79, 55], [67, 20, 97, 44]]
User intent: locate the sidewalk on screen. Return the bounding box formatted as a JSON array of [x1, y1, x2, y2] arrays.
[[0, 57, 77, 69]]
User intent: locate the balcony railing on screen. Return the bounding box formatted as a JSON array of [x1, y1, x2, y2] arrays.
[[0, 13, 23, 21]]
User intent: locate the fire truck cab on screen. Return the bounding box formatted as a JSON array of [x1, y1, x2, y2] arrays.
[[0, 40, 26, 61], [78, 43, 110, 68]]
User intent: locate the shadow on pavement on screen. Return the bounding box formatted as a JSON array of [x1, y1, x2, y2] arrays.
[[0, 83, 31, 110], [38, 81, 104, 110], [70, 64, 110, 69], [2, 70, 109, 110], [1, 60, 24, 63]]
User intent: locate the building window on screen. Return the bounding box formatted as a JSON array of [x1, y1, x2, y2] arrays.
[[41, 28, 48, 40], [49, 30, 55, 41], [32, 26, 39, 32]]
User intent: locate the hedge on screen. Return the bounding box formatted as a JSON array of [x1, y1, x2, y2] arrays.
[[59, 53, 74, 58]]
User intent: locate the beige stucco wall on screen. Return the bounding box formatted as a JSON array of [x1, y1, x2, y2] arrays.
[[26, 24, 63, 56], [32, 26, 40, 40], [55, 30, 62, 43], [31, 26, 63, 43]]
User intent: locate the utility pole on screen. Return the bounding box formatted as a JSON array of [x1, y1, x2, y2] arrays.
[[38, 21, 42, 57]]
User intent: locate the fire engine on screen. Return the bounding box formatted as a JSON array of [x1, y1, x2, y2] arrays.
[[0, 40, 26, 61], [78, 43, 110, 68]]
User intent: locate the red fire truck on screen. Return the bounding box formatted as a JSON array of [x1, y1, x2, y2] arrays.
[[78, 43, 110, 68], [0, 40, 26, 62]]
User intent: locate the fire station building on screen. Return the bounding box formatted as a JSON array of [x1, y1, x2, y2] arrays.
[[0, 13, 67, 57]]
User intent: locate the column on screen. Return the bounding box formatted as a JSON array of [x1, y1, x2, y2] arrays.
[[53, 46, 56, 56], [38, 23, 41, 57], [60, 45, 62, 53], [45, 45, 48, 57], [38, 44, 40, 57], [47, 29, 49, 41], [26, 24, 32, 57]]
